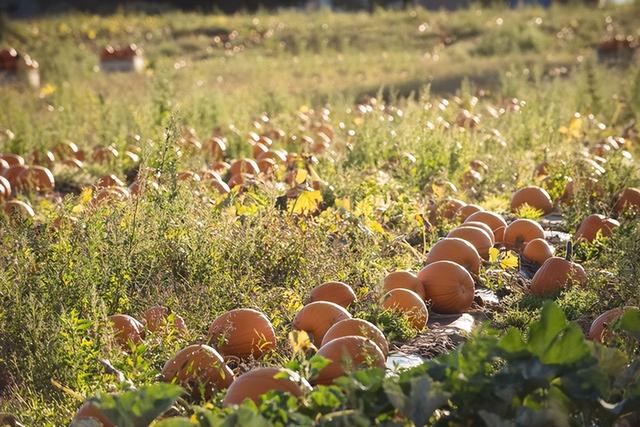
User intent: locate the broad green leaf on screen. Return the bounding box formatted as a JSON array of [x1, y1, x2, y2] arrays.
[[527, 303, 568, 359], [539, 323, 591, 365], [618, 308, 640, 339], [498, 327, 526, 354]]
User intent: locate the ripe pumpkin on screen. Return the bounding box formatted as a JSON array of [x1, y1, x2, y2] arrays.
[[141, 305, 187, 334], [447, 226, 493, 259], [251, 142, 269, 159], [0, 176, 10, 200], [435, 198, 466, 221], [321, 318, 389, 357], [208, 308, 276, 359], [73, 402, 114, 427], [0, 158, 8, 175], [204, 137, 226, 161], [162, 344, 234, 399], [418, 261, 475, 314], [293, 301, 352, 346], [613, 187, 640, 215], [510, 186, 553, 215], [22, 166, 55, 192], [97, 174, 125, 188], [522, 238, 554, 265], [462, 221, 495, 243], [381, 289, 428, 330], [223, 367, 311, 407], [257, 158, 277, 174], [307, 281, 357, 308], [229, 158, 260, 176], [3, 165, 28, 190], [464, 211, 507, 243], [0, 153, 25, 167], [575, 214, 620, 243], [425, 238, 481, 274], [3, 200, 35, 219], [530, 257, 587, 297], [313, 336, 386, 385], [456, 204, 483, 221], [587, 308, 625, 343], [108, 314, 144, 348], [503, 219, 545, 251], [382, 271, 424, 299]]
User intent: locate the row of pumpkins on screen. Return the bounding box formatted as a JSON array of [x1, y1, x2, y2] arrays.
[[72, 184, 639, 425]]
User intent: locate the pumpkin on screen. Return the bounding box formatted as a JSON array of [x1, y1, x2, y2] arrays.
[[435, 198, 466, 221], [229, 158, 260, 176], [470, 159, 489, 173], [587, 308, 624, 343], [575, 214, 620, 243], [382, 271, 424, 299], [313, 336, 386, 385], [257, 149, 287, 163], [162, 344, 234, 399], [503, 219, 545, 251], [257, 158, 277, 174], [464, 211, 507, 243], [381, 289, 428, 330], [252, 142, 269, 159], [530, 257, 587, 297], [204, 137, 226, 161], [321, 318, 389, 357], [425, 238, 481, 274], [141, 305, 187, 334], [108, 314, 144, 348], [418, 261, 475, 314], [462, 221, 495, 243], [212, 161, 231, 173], [613, 187, 640, 215], [177, 171, 201, 182], [208, 308, 276, 359], [3, 200, 35, 218], [92, 146, 119, 164], [73, 402, 114, 427], [307, 281, 357, 308], [447, 226, 493, 259], [228, 173, 251, 188], [456, 204, 483, 221], [510, 186, 553, 215], [92, 187, 130, 206], [292, 301, 352, 346], [0, 176, 12, 199], [522, 238, 554, 265], [97, 174, 125, 188], [0, 158, 9, 175], [3, 165, 28, 189], [223, 367, 311, 407], [21, 166, 54, 192], [0, 153, 25, 167]]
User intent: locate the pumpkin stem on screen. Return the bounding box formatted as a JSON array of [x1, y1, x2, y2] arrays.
[[565, 241, 573, 261]]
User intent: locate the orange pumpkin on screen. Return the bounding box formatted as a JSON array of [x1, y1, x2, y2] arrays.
[[140, 305, 187, 334], [229, 158, 260, 176], [456, 204, 483, 221], [381, 289, 428, 330], [522, 238, 554, 265], [3, 200, 35, 219], [510, 186, 553, 215], [73, 402, 114, 427], [382, 271, 424, 299], [464, 211, 507, 243], [503, 219, 545, 251], [321, 318, 389, 357], [21, 166, 55, 192], [292, 301, 352, 346], [3, 165, 28, 190], [208, 308, 276, 359], [307, 281, 357, 308], [418, 261, 475, 314], [0, 153, 25, 167], [530, 257, 587, 297], [97, 174, 125, 188], [447, 226, 493, 259], [313, 336, 386, 385], [587, 308, 624, 343], [574, 214, 620, 243], [162, 344, 234, 399], [425, 238, 481, 274], [434, 198, 466, 221], [613, 187, 640, 215], [108, 314, 145, 348], [251, 142, 269, 159], [223, 367, 311, 406], [462, 221, 495, 243], [0, 176, 10, 200]]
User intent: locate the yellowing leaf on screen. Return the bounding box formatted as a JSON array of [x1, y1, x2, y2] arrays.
[[488, 247, 500, 263], [335, 197, 351, 211], [288, 330, 313, 354], [415, 213, 424, 227], [288, 190, 322, 215], [500, 251, 519, 270], [367, 219, 386, 235], [431, 182, 445, 198], [295, 169, 308, 184]]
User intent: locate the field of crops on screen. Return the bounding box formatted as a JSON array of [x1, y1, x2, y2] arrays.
[[1, 3, 640, 426]]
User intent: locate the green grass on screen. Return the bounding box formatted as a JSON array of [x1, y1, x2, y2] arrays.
[[1, 3, 640, 425]]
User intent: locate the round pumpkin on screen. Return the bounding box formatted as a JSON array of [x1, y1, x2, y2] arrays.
[[162, 344, 234, 398], [587, 308, 624, 343], [229, 158, 260, 176], [381, 289, 428, 331], [435, 198, 466, 221], [522, 238, 554, 265], [425, 237, 481, 274], [462, 221, 495, 243], [223, 367, 311, 407], [208, 308, 276, 359], [382, 271, 424, 299], [503, 219, 545, 251], [613, 188, 640, 215], [3, 165, 28, 190], [97, 174, 125, 188], [530, 257, 587, 297], [456, 204, 483, 221], [0, 153, 25, 167], [313, 336, 386, 385], [141, 305, 187, 334], [417, 261, 475, 314], [575, 214, 620, 243], [464, 211, 508, 243], [321, 318, 389, 357], [0, 176, 10, 200], [307, 281, 357, 308], [3, 200, 35, 219], [73, 401, 114, 427], [108, 314, 145, 348], [292, 301, 352, 346], [510, 186, 553, 215], [21, 166, 55, 192], [447, 226, 493, 259]]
